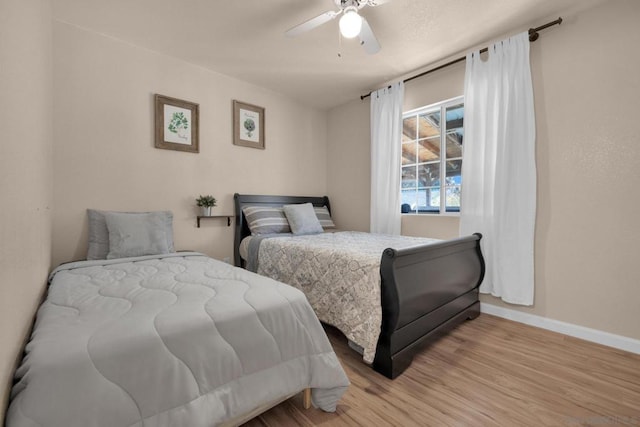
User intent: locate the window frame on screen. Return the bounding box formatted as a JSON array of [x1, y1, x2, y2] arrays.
[[401, 95, 464, 216]]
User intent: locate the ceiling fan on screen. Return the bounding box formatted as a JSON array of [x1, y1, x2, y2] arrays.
[[285, 0, 392, 55]]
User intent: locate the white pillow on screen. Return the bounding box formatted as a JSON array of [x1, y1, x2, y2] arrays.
[[86, 209, 174, 260], [283, 203, 323, 235], [104, 212, 171, 259]]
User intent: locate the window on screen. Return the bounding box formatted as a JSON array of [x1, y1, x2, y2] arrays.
[[401, 97, 464, 214]]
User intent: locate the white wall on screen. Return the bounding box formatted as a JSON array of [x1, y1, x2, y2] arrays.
[[327, 0, 640, 341], [52, 21, 328, 266], [0, 0, 53, 418]]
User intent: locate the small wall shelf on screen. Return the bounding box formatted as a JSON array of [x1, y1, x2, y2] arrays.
[[197, 215, 232, 228]]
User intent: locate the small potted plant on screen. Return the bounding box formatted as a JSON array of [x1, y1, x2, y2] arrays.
[[196, 195, 217, 216]]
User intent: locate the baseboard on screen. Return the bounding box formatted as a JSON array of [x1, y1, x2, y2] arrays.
[[480, 302, 640, 355]]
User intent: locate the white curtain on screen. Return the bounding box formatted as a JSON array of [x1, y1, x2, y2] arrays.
[[460, 32, 536, 305], [370, 81, 404, 235]]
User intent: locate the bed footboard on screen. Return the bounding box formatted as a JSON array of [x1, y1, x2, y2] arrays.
[[373, 233, 485, 379]]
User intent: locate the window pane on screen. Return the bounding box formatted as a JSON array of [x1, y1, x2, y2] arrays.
[[406, 188, 439, 213], [418, 189, 429, 210], [445, 104, 464, 129], [445, 129, 463, 158], [445, 159, 462, 212], [402, 116, 417, 142], [418, 163, 440, 187], [402, 132, 414, 143], [445, 186, 461, 211], [418, 137, 440, 161], [401, 189, 418, 213], [419, 111, 440, 140], [445, 159, 462, 180], [401, 166, 416, 188], [422, 187, 440, 212], [401, 142, 416, 165]]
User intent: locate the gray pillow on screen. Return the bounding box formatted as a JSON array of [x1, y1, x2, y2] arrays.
[[87, 209, 174, 260], [314, 205, 336, 229], [283, 203, 324, 235], [104, 212, 170, 259], [242, 206, 291, 235]]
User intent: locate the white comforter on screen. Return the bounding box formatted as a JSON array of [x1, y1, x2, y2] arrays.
[[6, 253, 349, 427]]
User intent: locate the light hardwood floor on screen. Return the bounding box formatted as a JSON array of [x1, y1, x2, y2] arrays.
[[245, 314, 640, 426]]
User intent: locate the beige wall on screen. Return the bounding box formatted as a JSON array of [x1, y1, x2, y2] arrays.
[[52, 22, 328, 267], [327, 0, 640, 341], [326, 100, 371, 232], [0, 0, 53, 418]]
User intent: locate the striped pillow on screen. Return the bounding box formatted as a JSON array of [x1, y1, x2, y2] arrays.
[[314, 206, 336, 229], [242, 206, 291, 235]]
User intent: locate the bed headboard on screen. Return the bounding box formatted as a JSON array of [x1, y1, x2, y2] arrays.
[[233, 193, 331, 267]]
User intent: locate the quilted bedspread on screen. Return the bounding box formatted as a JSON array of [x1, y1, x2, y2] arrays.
[[7, 253, 349, 427], [248, 232, 439, 363]]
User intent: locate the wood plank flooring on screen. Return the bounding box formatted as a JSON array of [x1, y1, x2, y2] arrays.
[[245, 314, 640, 426]]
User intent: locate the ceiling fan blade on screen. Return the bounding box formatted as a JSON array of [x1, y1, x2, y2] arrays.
[[366, 0, 393, 6], [285, 10, 340, 37], [359, 17, 381, 54]]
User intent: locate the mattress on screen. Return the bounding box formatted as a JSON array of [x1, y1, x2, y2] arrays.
[[244, 231, 440, 363], [7, 252, 349, 427]]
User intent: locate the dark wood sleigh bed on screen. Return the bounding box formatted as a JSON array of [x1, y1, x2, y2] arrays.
[[234, 193, 485, 379]]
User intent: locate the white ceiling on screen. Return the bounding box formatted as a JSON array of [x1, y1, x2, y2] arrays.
[[52, 0, 599, 110]]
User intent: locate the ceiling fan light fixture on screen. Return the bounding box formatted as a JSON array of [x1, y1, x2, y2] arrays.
[[339, 7, 362, 39]]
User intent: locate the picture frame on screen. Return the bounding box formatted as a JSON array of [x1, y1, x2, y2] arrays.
[[233, 100, 265, 149], [155, 94, 199, 153]]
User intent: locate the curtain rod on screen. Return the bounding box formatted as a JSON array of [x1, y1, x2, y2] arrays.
[[360, 17, 563, 100]]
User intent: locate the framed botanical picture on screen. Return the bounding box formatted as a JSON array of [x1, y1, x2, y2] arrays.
[[155, 94, 199, 153], [233, 100, 265, 149]]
